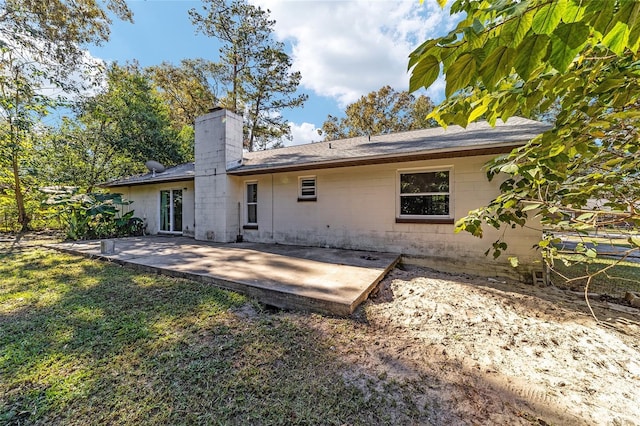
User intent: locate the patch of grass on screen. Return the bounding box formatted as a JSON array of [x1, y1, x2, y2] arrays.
[[0, 248, 427, 425], [549, 256, 640, 296]]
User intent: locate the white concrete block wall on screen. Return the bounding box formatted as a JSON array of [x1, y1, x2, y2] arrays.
[[115, 181, 195, 235], [231, 155, 542, 280]]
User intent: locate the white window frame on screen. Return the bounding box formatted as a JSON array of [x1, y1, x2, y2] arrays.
[[298, 176, 317, 200], [397, 167, 453, 219], [245, 181, 258, 225]]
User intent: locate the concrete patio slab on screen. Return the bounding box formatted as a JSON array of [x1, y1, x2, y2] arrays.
[[48, 236, 400, 316]]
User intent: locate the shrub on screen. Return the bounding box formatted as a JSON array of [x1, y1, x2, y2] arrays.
[[45, 190, 144, 240]]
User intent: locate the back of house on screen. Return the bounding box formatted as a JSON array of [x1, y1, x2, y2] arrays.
[[106, 108, 549, 282]]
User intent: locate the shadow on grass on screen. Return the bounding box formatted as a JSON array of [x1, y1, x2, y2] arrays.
[[5, 248, 623, 425], [0, 249, 428, 425], [0, 248, 242, 423]]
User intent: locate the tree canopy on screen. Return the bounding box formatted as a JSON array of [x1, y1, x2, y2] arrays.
[[0, 0, 132, 230], [45, 63, 190, 192], [190, 0, 307, 151], [409, 0, 640, 261], [147, 59, 225, 132], [321, 86, 437, 141]]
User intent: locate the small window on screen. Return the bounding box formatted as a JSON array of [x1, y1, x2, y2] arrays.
[[246, 182, 257, 224], [398, 170, 451, 218], [298, 176, 317, 201]]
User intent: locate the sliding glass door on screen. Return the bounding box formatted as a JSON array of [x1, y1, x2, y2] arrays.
[[160, 189, 183, 233]]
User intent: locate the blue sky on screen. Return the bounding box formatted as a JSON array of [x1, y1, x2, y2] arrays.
[[88, 0, 456, 145]]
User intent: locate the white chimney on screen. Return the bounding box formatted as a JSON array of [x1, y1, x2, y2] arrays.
[[194, 108, 243, 242]]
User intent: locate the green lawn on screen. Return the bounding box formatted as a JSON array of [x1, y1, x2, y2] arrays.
[[0, 247, 418, 425]]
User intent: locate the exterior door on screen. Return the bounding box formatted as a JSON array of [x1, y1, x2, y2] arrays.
[[160, 189, 183, 233]]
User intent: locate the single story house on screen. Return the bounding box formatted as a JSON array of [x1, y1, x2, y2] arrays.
[[106, 108, 549, 281]]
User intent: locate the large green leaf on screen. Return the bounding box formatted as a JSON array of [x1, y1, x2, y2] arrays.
[[613, 0, 640, 30], [503, 9, 534, 47], [409, 54, 440, 92], [468, 100, 488, 123], [562, 0, 586, 24], [548, 22, 589, 71], [587, 0, 615, 34], [445, 53, 477, 97], [553, 22, 590, 49], [602, 21, 631, 55], [408, 39, 438, 69], [479, 46, 516, 90], [630, 18, 640, 51], [514, 34, 550, 80], [531, 0, 567, 35], [549, 35, 583, 72]]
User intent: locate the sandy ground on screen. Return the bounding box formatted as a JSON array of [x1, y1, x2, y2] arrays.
[[289, 265, 640, 425]]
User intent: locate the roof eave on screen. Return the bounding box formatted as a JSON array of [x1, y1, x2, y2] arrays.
[[228, 141, 524, 176], [102, 175, 195, 188]]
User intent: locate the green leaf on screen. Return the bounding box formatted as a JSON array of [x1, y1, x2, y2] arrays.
[[408, 39, 438, 69], [514, 34, 551, 80], [602, 21, 631, 55], [532, 0, 567, 35], [503, 10, 534, 47], [409, 55, 440, 92], [479, 46, 516, 90], [445, 53, 477, 97], [576, 212, 595, 222], [562, 0, 586, 24], [553, 22, 590, 49], [594, 77, 627, 94], [613, 0, 640, 30], [629, 20, 640, 51], [587, 0, 615, 34], [468, 101, 488, 123], [548, 144, 565, 157], [521, 202, 543, 212], [548, 22, 590, 71], [549, 38, 579, 72], [500, 163, 519, 174]]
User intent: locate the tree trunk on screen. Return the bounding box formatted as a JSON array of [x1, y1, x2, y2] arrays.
[[248, 96, 261, 152], [11, 154, 30, 232]]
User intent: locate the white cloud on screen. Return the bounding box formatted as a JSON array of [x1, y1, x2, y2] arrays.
[[252, 0, 456, 107], [0, 28, 107, 104], [288, 121, 323, 146]]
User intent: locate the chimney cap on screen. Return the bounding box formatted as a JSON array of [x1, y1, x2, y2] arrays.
[[208, 106, 224, 113]]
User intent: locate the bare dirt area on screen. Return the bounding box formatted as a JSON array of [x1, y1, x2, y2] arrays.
[[287, 265, 640, 425]]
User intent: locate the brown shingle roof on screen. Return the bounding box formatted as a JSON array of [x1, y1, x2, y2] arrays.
[[105, 117, 549, 185], [230, 117, 549, 175]]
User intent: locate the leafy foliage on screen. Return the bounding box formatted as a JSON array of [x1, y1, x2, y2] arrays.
[[243, 46, 307, 151], [42, 63, 190, 192], [409, 0, 640, 261], [320, 86, 437, 141], [147, 59, 225, 147], [0, 0, 132, 231], [45, 189, 143, 240], [190, 0, 307, 151], [0, 58, 51, 230]]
